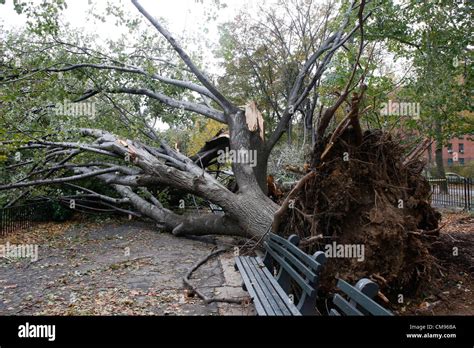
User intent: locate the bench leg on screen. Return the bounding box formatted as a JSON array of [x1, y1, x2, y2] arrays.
[[297, 293, 318, 316]]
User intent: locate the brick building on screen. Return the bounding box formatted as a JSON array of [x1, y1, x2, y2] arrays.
[[426, 135, 474, 166]]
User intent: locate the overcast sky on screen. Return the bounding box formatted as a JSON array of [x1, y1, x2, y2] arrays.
[[0, 0, 273, 78], [0, 0, 260, 42]]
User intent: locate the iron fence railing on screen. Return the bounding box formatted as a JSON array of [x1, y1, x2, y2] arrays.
[[0, 202, 53, 236], [428, 177, 473, 211]]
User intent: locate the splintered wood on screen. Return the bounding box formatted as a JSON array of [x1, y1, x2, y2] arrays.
[[245, 101, 265, 140]]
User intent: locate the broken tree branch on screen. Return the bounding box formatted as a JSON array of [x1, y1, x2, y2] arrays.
[[272, 171, 316, 232], [131, 0, 237, 114], [183, 248, 247, 305]]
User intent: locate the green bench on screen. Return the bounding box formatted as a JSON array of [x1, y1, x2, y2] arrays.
[[235, 233, 326, 315], [234, 232, 393, 316], [330, 278, 393, 316]]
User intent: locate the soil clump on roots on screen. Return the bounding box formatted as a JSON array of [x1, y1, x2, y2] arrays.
[[276, 129, 441, 300]]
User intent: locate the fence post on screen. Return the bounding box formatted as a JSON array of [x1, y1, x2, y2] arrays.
[[464, 178, 472, 211]]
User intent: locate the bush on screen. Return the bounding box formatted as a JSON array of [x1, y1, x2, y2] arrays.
[[426, 162, 474, 179], [268, 144, 310, 182], [448, 162, 474, 178], [50, 201, 74, 221]]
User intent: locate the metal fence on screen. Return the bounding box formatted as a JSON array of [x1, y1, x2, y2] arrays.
[[0, 202, 54, 236], [428, 178, 473, 211]]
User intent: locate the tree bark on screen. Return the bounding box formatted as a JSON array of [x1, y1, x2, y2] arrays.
[[434, 119, 448, 193]]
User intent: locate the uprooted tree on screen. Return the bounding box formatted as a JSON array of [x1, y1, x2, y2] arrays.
[[0, 0, 445, 296]]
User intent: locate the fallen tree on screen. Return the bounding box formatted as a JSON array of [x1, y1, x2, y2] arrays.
[[1, 0, 370, 239], [1, 0, 440, 296]]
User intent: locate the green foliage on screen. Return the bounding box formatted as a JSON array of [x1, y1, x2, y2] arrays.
[[50, 201, 74, 221], [366, 0, 473, 143], [1, 0, 68, 35], [445, 163, 474, 179]]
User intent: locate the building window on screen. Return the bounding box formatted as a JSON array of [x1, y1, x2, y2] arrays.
[[458, 136, 464, 140], [447, 143, 453, 153], [447, 158, 453, 166], [459, 143, 464, 154], [459, 158, 465, 165]]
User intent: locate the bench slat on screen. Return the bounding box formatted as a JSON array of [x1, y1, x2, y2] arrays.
[[333, 294, 364, 316], [246, 257, 293, 316], [329, 308, 341, 316], [235, 256, 267, 315], [267, 240, 318, 283], [264, 243, 315, 297], [239, 256, 279, 315], [254, 257, 302, 316], [269, 233, 322, 272], [235, 233, 328, 316], [336, 279, 393, 316], [240, 256, 287, 315], [236, 256, 302, 316]]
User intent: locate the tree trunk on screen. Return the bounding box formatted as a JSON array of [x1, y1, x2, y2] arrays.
[[427, 138, 432, 165], [434, 120, 448, 193]]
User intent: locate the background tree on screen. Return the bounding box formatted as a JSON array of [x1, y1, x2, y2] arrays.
[[366, 0, 473, 179]]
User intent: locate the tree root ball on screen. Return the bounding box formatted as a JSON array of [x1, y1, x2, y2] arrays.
[[277, 129, 441, 298]]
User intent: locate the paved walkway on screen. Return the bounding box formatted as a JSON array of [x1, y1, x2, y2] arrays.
[[0, 220, 254, 315]]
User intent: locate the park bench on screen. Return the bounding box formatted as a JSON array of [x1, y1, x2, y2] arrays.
[[234, 232, 326, 315], [329, 278, 393, 316]]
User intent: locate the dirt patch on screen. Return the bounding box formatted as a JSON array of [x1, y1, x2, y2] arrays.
[[399, 212, 473, 315]]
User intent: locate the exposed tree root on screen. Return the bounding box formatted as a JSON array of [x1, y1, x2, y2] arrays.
[[276, 129, 441, 299]]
